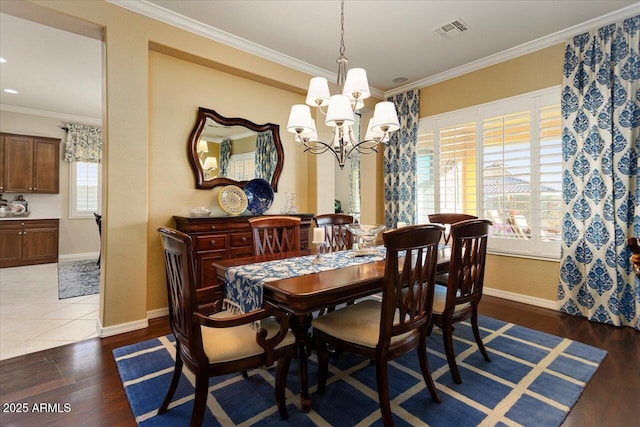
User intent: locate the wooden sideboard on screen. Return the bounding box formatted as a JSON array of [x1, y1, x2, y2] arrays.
[[173, 214, 313, 309]]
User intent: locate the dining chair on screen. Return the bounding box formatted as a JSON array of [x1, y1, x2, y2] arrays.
[[428, 218, 492, 384], [248, 216, 301, 255], [157, 227, 296, 426], [312, 224, 444, 426], [313, 213, 354, 251], [428, 213, 478, 245], [93, 213, 102, 267], [629, 237, 640, 278], [314, 213, 355, 316]]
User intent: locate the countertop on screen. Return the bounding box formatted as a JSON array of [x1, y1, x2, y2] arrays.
[[0, 212, 61, 221]]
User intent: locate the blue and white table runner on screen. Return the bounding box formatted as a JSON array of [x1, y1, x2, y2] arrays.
[[224, 248, 386, 314]]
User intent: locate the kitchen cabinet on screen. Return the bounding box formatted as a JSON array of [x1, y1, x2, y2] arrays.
[[173, 214, 313, 311], [1, 133, 60, 193], [0, 219, 59, 268]]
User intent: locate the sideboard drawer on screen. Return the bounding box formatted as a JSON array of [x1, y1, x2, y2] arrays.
[[230, 246, 254, 258], [195, 234, 227, 251], [230, 232, 252, 247]]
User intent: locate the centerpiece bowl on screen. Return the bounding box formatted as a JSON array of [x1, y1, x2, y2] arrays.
[[346, 224, 386, 255]]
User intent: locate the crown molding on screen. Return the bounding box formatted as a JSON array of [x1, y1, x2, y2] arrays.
[[105, 1, 388, 98], [107, 0, 638, 100], [0, 104, 102, 126], [384, 3, 640, 97]]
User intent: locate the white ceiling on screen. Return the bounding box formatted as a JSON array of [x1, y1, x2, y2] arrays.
[[1, 1, 639, 122]]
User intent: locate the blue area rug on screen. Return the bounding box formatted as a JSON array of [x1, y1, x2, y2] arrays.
[[113, 315, 606, 426]]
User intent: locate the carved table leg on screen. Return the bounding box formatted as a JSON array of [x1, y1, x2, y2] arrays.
[[290, 313, 313, 412]]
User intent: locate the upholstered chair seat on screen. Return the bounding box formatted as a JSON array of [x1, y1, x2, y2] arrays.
[[312, 300, 412, 348], [202, 311, 296, 363], [431, 285, 471, 316]]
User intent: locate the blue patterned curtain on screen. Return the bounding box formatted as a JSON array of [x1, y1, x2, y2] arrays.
[[219, 138, 232, 177], [558, 15, 640, 330], [384, 89, 419, 229], [255, 131, 276, 181], [64, 123, 102, 163]]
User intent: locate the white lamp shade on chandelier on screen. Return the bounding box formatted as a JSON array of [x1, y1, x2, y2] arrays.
[[325, 94, 355, 127], [286, 0, 400, 169]]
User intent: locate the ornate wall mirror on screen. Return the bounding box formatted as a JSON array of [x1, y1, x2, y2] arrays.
[[188, 107, 284, 191]]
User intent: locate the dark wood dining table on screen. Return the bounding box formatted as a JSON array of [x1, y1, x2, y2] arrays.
[[212, 247, 451, 412]]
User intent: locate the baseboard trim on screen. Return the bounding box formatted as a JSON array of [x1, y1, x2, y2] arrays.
[[147, 307, 169, 319], [98, 317, 149, 338], [484, 287, 560, 311], [97, 292, 558, 339]]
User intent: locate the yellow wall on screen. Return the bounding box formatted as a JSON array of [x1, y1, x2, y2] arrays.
[[13, 1, 567, 330], [148, 51, 308, 311], [16, 0, 314, 329], [420, 44, 565, 301], [420, 44, 565, 117]]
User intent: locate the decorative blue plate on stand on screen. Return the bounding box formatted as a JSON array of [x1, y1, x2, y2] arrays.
[[244, 178, 274, 215]]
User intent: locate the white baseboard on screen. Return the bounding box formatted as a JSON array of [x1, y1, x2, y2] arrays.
[[96, 291, 558, 339], [96, 308, 168, 338], [98, 317, 149, 338], [484, 286, 560, 311], [147, 307, 169, 319], [59, 252, 100, 261]]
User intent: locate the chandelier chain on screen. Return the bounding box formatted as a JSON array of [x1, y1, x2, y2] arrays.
[[336, 0, 348, 88], [286, 0, 400, 169], [339, 0, 345, 57]]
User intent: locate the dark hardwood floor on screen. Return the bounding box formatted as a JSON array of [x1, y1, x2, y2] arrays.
[[0, 295, 638, 426]]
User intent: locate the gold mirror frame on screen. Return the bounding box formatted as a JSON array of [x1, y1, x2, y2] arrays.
[[188, 107, 284, 191]]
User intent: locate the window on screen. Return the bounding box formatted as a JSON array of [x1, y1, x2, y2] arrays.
[[227, 152, 255, 181], [417, 87, 561, 259], [69, 161, 101, 218]]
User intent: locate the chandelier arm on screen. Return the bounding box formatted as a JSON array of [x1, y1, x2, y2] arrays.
[[298, 138, 338, 156], [346, 140, 382, 157]]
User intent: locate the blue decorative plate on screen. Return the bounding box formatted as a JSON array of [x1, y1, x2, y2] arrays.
[[244, 178, 274, 215]]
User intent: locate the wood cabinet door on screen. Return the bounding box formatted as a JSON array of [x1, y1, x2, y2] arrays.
[[21, 226, 59, 264], [0, 136, 4, 192], [0, 227, 23, 267], [4, 136, 33, 192], [197, 251, 226, 289], [33, 139, 60, 193]]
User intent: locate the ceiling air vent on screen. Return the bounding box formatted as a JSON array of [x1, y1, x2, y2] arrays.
[[434, 19, 470, 39]]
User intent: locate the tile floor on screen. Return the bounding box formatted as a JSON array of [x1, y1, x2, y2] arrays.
[[0, 262, 99, 361]]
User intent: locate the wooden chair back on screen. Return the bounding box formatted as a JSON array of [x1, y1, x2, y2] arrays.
[[444, 218, 492, 318], [313, 213, 354, 251], [157, 226, 295, 423], [249, 216, 301, 255], [381, 224, 444, 345], [158, 227, 205, 361], [428, 213, 478, 244], [430, 218, 492, 384], [629, 237, 640, 278], [94, 213, 102, 267]]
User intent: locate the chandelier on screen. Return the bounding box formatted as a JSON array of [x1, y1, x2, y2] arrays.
[[286, 0, 400, 169]]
